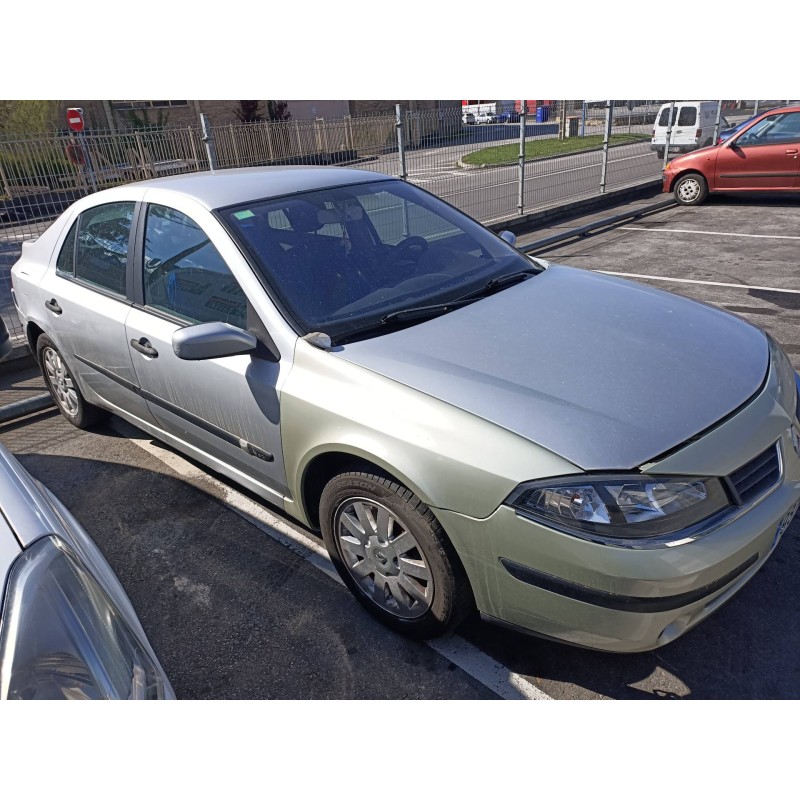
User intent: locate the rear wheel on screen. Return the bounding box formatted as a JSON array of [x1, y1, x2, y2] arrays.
[[674, 173, 709, 206], [37, 335, 107, 429], [655, 148, 665, 160], [320, 471, 473, 639]]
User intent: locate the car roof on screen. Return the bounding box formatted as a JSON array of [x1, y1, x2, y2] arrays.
[[133, 166, 397, 210]]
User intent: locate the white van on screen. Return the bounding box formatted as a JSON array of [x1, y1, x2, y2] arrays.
[[651, 101, 727, 158]]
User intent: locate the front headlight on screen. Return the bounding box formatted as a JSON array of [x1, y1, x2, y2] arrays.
[[0, 536, 171, 700], [506, 475, 730, 543]]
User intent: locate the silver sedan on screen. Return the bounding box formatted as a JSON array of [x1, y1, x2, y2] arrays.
[[10, 167, 800, 651]]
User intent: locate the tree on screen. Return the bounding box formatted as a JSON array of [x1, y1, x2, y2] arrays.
[[234, 101, 265, 123], [266, 101, 291, 122], [119, 106, 169, 129], [0, 101, 60, 134]]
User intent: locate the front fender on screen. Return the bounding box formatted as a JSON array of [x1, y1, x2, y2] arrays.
[[281, 340, 578, 524]]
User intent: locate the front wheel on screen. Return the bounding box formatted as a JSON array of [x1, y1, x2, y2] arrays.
[[673, 173, 709, 206], [320, 471, 473, 639]]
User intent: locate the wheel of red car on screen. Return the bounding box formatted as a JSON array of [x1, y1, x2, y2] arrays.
[[320, 471, 473, 639], [674, 173, 709, 206]]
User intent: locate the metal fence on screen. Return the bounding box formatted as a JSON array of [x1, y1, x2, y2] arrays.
[[0, 100, 787, 348]]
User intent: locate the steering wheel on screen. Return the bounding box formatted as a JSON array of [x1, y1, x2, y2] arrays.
[[391, 236, 429, 261]]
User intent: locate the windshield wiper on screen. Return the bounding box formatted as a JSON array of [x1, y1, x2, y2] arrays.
[[379, 297, 479, 324], [459, 267, 540, 301], [378, 268, 539, 326]]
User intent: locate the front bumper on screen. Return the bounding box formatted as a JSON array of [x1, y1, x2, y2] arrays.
[[438, 422, 800, 653]]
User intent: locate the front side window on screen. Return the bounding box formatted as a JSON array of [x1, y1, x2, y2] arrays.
[[143, 204, 247, 328], [74, 202, 134, 296], [220, 179, 538, 340], [737, 113, 800, 147]]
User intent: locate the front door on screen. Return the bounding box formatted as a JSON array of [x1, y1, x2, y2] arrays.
[[124, 202, 288, 498], [715, 111, 800, 191]]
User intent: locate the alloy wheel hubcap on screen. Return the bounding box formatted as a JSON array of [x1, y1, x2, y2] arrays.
[[43, 347, 79, 417], [335, 498, 433, 618], [678, 179, 701, 202]]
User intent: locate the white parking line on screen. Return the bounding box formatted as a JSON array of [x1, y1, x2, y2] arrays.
[[620, 226, 800, 241], [597, 271, 800, 295], [117, 422, 551, 700]]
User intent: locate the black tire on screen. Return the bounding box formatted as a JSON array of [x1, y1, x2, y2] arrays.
[[655, 148, 665, 160], [320, 471, 473, 639], [673, 172, 709, 206], [37, 335, 107, 429]]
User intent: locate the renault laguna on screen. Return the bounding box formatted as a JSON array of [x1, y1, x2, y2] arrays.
[[10, 167, 800, 651]]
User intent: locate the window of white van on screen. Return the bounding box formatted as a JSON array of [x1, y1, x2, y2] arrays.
[[657, 107, 678, 127], [677, 107, 697, 126]]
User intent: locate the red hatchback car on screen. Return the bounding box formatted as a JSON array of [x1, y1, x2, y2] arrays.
[[663, 105, 800, 205]]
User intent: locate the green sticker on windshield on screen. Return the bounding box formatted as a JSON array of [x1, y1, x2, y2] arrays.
[[233, 210, 255, 220]]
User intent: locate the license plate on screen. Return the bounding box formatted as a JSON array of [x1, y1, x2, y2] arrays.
[[774, 501, 800, 549]]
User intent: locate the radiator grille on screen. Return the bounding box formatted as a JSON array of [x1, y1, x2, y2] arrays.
[[727, 443, 781, 505]]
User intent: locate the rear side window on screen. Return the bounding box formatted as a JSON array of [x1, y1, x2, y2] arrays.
[[55, 220, 78, 276], [74, 202, 134, 296], [678, 106, 697, 126]]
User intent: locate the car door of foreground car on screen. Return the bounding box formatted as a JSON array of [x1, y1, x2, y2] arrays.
[[716, 111, 800, 191], [39, 200, 158, 424], [124, 202, 289, 498]]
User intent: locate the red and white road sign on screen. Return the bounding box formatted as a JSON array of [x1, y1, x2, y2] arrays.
[[66, 108, 85, 132]]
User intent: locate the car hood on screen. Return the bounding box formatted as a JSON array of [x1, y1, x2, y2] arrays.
[[335, 265, 768, 470]]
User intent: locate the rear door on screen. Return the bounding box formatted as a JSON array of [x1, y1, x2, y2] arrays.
[[124, 201, 289, 498], [716, 110, 800, 190], [38, 200, 156, 422], [673, 104, 698, 148]]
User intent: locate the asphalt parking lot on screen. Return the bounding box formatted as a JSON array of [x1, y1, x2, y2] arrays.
[[1, 191, 798, 700]]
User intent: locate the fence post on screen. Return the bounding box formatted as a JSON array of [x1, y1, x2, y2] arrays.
[[662, 100, 675, 171], [599, 100, 613, 194], [395, 104, 407, 180], [188, 125, 200, 168], [517, 101, 527, 215], [580, 101, 586, 137], [229, 123, 241, 167], [200, 113, 218, 171], [713, 100, 723, 145]]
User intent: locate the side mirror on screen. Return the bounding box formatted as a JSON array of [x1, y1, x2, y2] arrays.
[[172, 321, 258, 361], [498, 230, 517, 246]]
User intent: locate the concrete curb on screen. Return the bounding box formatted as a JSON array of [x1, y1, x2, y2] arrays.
[[487, 180, 665, 235], [517, 197, 677, 254], [0, 393, 54, 424]]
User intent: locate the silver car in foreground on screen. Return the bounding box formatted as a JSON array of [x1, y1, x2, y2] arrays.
[[10, 167, 800, 651], [0, 443, 174, 699]]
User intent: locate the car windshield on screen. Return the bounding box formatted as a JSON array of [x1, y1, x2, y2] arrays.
[[219, 179, 539, 341]]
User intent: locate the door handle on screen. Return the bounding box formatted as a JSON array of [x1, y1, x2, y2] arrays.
[[786, 149, 798, 156], [130, 337, 158, 358], [44, 298, 62, 315]]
